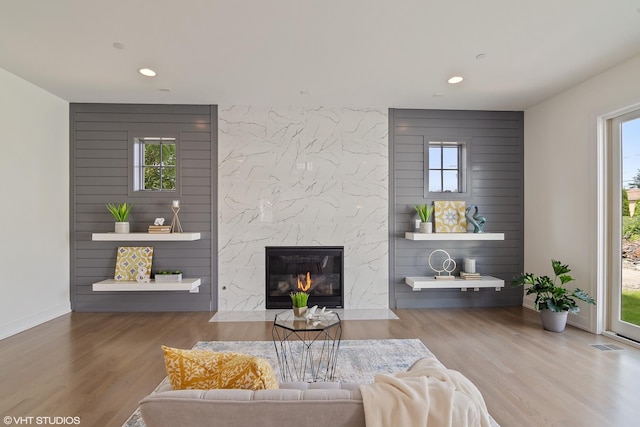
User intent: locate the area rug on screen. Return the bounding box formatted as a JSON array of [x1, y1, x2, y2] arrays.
[[122, 339, 498, 427]]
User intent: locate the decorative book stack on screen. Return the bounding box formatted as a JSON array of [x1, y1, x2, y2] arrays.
[[460, 271, 481, 280], [148, 225, 171, 234]]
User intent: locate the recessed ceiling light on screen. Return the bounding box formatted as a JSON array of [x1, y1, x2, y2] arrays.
[[139, 68, 157, 77], [432, 93, 444, 97], [447, 76, 464, 84], [299, 90, 312, 95], [475, 53, 487, 60], [159, 88, 171, 92], [112, 42, 125, 50]]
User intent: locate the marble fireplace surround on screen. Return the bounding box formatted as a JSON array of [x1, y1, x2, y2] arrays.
[[218, 106, 389, 311]]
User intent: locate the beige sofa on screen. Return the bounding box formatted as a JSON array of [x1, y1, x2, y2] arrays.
[[139, 381, 365, 427], [139, 357, 492, 427]]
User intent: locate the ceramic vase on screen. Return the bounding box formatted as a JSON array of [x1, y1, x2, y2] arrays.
[[115, 222, 130, 234], [293, 306, 307, 318], [419, 222, 432, 233]]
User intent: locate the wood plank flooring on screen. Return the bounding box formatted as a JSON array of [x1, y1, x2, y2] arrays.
[[1, 307, 639, 427]]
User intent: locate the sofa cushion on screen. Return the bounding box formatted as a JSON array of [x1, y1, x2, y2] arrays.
[[161, 346, 279, 390]]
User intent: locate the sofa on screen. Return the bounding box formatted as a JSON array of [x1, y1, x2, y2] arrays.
[[139, 356, 492, 427], [139, 380, 365, 427]]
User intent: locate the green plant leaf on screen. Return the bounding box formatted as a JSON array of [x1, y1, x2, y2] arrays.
[[106, 202, 133, 222], [572, 288, 596, 305]]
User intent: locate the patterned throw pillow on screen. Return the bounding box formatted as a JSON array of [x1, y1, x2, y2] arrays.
[[161, 346, 279, 390]]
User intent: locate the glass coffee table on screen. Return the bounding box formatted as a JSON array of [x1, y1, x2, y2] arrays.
[[272, 310, 342, 382]]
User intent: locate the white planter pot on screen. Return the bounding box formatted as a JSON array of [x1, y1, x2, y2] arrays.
[[419, 222, 432, 233], [154, 273, 183, 282], [115, 222, 130, 234], [540, 309, 568, 333]]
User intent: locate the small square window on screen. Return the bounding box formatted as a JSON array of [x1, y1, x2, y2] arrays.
[[425, 141, 467, 195], [133, 137, 178, 192]]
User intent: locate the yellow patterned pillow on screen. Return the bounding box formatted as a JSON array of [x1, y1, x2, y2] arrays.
[[161, 346, 279, 390]]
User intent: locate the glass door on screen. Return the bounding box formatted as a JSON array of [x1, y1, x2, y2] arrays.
[[611, 111, 640, 341]]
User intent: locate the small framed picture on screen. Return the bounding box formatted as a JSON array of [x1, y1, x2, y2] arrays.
[[114, 246, 154, 281], [434, 201, 467, 233]]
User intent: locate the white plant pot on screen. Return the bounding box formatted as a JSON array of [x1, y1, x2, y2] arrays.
[[540, 309, 568, 333], [154, 273, 183, 282], [115, 222, 130, 234], [419, 222, 432, 233]]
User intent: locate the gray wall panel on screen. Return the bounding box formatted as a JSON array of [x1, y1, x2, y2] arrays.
[[70, 103, 217, 312], [389, 109, 524, 309]]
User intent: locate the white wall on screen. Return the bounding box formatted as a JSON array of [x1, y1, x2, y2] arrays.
[[218, 106, 389, 310], [524, 54, 640, 332], [0, 68, 70, 340]]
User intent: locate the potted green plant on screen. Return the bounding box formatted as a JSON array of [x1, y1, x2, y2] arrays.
[[290, 291, 309, 318], [106, 202, 133, 234], [512, 259, 595, 332], [414, 203, 434, 233]]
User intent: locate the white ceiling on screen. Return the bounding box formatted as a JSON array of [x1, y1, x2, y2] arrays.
[[1, 0, 640, 110]]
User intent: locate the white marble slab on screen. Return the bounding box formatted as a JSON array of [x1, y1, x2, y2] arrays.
[[218, 105, 389, 311], [209, 309, 399, 322]]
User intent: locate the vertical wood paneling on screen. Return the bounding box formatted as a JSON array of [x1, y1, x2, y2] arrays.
[[389, 109, 524, 308], [70, 104, 217, 312]]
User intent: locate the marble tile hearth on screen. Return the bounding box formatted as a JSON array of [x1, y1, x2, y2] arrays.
[[209, 309, 399, 322]]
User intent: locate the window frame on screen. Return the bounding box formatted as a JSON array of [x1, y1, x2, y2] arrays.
[[423, 139, 470, 199], [128, 133, 182, 198]]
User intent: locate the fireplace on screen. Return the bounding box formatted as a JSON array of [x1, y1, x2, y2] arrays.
[[265, 246, 344, 309]]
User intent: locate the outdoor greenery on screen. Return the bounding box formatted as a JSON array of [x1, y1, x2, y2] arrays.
[[622, 290, 640, 325], [629, 170, 640, 189], [143, 142, 176, 191], [623, 215, 640, 241], [290, 291, 309, 308], [512, 259, 596, 313], [623, 189, 630, 216], [106, 202, 133, 222], [414, 203, 434, 223]]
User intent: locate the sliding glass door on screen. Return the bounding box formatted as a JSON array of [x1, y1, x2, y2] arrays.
[[611, 110, 640, 341]]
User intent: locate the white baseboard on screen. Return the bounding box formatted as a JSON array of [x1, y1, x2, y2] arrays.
[[0, 303, 71, 341]]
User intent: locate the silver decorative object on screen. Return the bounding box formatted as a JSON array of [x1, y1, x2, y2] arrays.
[[170, 200, 183, 233]]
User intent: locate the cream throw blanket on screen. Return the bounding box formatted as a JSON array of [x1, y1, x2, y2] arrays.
[[359, 358, 492, 427]]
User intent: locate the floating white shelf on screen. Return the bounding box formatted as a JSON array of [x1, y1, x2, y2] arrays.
[[92, 278, 201, 293], [404, 232, 504, 241], [92, 232, 201, 241], [405, 276, 504, 291]]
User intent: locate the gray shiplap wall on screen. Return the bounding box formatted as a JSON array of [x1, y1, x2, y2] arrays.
[[389, 109, 524, 308], [70, 104, 217, 311]]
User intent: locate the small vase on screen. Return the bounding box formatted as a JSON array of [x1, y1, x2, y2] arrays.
[[293, 306, 307, 318], [115, 222, 130, 234], [419, 222, 432, 233]]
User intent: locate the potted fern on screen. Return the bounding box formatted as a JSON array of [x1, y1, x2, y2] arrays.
[[106, 202, 133, 234], [290, 291, 309, 318], [512, 259, 595, 332], [414, 203, 434, 233]]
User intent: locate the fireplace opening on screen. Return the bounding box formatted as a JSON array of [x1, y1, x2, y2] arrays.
[[265, 246, 344, 309]]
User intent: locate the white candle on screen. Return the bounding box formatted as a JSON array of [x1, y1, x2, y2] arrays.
[[464, 258, 476, 273], [172, 200, 180, 208]]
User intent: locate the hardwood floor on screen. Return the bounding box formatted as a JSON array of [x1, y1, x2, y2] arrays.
[[1, 307, 639, 427]]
